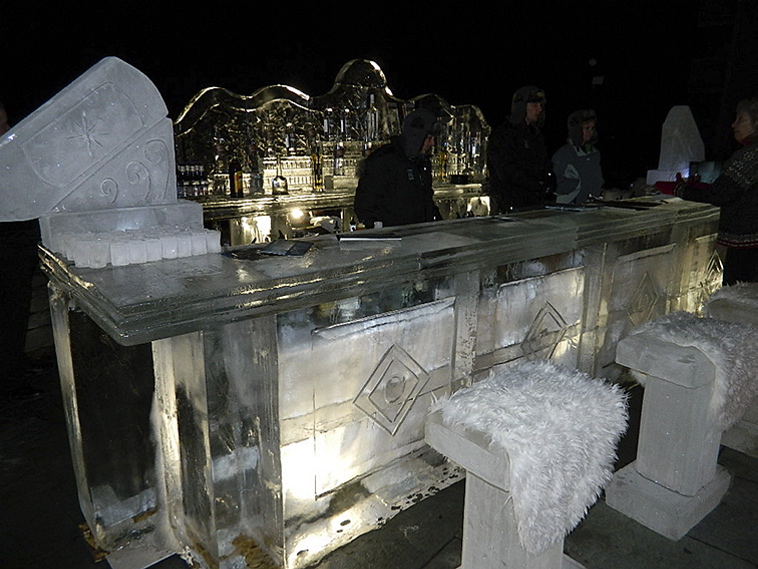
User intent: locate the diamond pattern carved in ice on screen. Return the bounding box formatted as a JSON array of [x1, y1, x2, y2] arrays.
[[520, 301, 568, 360], [700, 250, 724, 304], [627, 272, 660, 327], [353, 345, 430, 435]]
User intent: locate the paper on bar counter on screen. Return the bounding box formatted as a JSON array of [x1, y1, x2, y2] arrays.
[[337, 232, 402, 241]]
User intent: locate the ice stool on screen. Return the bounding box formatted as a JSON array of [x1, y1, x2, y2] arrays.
[[425, 360, 628, 569], [704, 283, 758, 457], [605, 311, 758, 540]]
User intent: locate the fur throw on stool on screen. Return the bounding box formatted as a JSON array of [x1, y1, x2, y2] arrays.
[[430, 360, 628, 555], [705, 282, 758, 325], [630, 311, 758, 431]]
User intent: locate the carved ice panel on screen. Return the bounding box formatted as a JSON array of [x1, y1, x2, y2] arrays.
[[277, 299, 455, 498], [600, 245, 676, 371], [491, 268, 584, 366], [0, 56, 173, 221], [24, 83, 143, 186]]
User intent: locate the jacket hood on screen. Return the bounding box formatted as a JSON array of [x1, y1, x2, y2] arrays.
[[567, 109, 598, 147], [401, 108, 438, 158], [509, 85, 546, 127]]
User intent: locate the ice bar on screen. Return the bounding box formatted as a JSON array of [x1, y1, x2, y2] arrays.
[[2, 57, 725, 569]]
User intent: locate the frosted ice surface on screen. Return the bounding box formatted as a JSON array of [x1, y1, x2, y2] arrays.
[[0, 57, 174, 221], [144, 235, 163, 262], [0, 55, 221, 269], [53, 227, 221, 268], [176, 231, 194, 258], [658, 106, 704, 171], [127, 239, 148, 265], [191, 231, 208, 255], [161, 234, 179, 259], [647, 106, 705, 184], [110, 236, 132, 267]]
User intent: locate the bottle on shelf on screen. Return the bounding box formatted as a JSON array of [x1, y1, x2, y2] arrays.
[[333, 140, 345, 176], [212, 141, 229, 195], [308, 128, 324, 193], [228, 154, 244, 198], [191, 164, 208, 197], [436, 141, 450, 182], [365, 93, 380, 144], [177, 164, 187, 198], [284, 123, 296, 156], [272, 155, 289, 196], [247, 142, 264, 195]]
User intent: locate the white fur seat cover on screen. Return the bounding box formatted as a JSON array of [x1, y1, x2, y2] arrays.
[[431, 360, 628, 555], [629, 311, 758, 430], [707, 282, 758, 311]]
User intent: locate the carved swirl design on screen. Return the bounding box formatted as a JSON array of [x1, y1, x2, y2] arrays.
[[126, 161, 151, 202], [99, 178, 119, 204]]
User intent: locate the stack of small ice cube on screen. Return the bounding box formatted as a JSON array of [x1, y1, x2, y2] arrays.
[[56, 227, 222, 269]]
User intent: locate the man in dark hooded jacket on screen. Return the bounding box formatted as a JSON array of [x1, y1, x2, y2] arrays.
[[487, 86, 554, 212], [354, 108, 441, 228]]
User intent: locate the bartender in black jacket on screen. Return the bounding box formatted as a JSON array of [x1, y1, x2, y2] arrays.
[[487, 85, 554, 213], [354, 108, 441, 228]]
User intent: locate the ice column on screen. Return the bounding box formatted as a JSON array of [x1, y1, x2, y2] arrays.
[[704, 283, 758, 457], [605, 311, 758, 539]]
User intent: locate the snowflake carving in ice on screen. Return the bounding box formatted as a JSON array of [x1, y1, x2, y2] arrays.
[[521, 301, 568, 360], [68, 110, 111, 159], [627, 272, 660, 327], [353, 345, 430, 435]]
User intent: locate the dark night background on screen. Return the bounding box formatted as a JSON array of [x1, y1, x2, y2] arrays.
[[3, 1, 756, 188]]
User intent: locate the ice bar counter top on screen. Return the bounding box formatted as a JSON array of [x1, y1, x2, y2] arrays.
[[0, 56, 724, 569], [42, 200, 722, 569]]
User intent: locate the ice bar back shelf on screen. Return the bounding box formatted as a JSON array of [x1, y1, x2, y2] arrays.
[[173, 58, 492, 245]]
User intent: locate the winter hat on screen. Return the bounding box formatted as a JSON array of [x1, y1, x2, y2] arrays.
[[402, 108, 437, 158], [509, 85, 546, 126], [567, 109, 598, 147]]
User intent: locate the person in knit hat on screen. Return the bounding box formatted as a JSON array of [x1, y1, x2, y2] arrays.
[[676, 97, 758, 284], [552, 109, 604, 205], [486, 86, 554, 213], [354, 108, 442, 228]]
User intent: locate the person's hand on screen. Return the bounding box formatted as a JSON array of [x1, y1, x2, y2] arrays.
[[673, 172, 700, 197]]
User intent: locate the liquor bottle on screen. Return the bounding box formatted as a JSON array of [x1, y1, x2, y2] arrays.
[[212, 142, 229, 195], [324, 108, 335, 141], [308, 129, 324, 193], [247, 143, 264, 195], [311, 152, 324, 193], [177, 164, 186, 198], [272, 155, 289, 196], [187, 164, 196, 197], [284, 125, 296, 156], [366, 93, 380, 143], [198, 163, 209, 196], [333, 140, 345, 176], [229, 155, 243, 198], [436, 142, 449, 182]]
